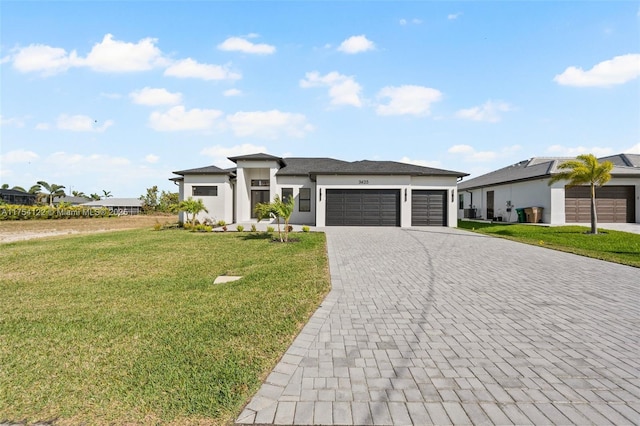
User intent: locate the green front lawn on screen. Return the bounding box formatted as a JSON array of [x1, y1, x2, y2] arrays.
[[0, 230, 330, 425], [458, 220, 640, 268]]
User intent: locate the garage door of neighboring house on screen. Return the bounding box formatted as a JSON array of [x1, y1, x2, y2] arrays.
[[411, 190, 447, 226], [565, 185, 635, 223], [326, 189, 400, 226]]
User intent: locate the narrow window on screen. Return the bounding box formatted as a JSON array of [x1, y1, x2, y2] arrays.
[[192, 186, 217, 196], [299, 188, 311, 212], [282, 188, 293, 204], [458, 193, 464, 210]]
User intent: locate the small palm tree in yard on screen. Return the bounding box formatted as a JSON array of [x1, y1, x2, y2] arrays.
[[178, 197, 208, 228], [548, 153, 613, 235], [255, 195, 295, 242]]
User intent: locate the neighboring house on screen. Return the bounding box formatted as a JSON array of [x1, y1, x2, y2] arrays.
[[80, 198, 144, 215], [0, 189, 36, 205], [53, 196, 91, 205], [170, 153, 468, 227], [458, 153, 640, 224]]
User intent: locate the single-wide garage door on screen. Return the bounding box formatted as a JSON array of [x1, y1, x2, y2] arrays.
[[565, 185, 635, 223], [326, 189, 400, 226], [412, 190, 447, 226]]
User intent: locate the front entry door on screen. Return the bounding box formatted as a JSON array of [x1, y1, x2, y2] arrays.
[[251, 190, 270, 218], [487, 191, 494, 220]]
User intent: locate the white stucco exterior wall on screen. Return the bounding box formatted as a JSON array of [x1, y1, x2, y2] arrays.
[[234, 160, 279, 222], [181, 174, 233, 224], [275, 176, 317, 225]]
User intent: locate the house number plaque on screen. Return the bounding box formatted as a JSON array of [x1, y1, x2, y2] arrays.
[[358, 179, 369, 184]]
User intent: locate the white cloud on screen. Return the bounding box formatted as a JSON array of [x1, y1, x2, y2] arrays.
[[448, 144, 522, 162], [300, 71, 363, 107], [217, 36, 276, 55], [337, 35, 375, 54], [144, 154, 159, 163], [625, 143, 640, 154], [46, 151, 130, 169], [148, 106, 223, 131], [164, 58, 241, 81], [35, 123, 50, 130], [554, 54, 640, 87], [79, 34, 166, 72], [11, 44, 78, 75], [1, 149, 39, 164], [226, 110, 313, 139], [399, 157, 442, 168], [57, 114, 114, 132], [9, 34, 165, 75], [223, 88, 242, 97], [130, 87, 182, 106], [376, 85, 442, 116], [546, 145, 614, 157], [400, 18, 423, 26], [200, 143, 269, 167], [0, 115, 26, 127], [456, 100, 513, 123], [448, 12, 462, 20]]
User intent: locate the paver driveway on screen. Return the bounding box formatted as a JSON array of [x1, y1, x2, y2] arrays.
[[238, 227, 640, 425]]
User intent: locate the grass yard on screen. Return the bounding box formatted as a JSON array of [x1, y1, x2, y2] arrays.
[[0, 229, 330, 425], [458, 220, 640, 268]]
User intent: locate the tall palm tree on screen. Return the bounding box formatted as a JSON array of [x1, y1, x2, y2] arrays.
[[548, 154, 613, 234], [37, 180, 66, 207], [102, 190, 113, 198]]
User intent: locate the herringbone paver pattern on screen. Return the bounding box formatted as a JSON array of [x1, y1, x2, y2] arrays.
[[237, 227, 640, 425]]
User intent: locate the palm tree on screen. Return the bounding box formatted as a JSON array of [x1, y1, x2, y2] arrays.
[[178, 197, 208, 227], [548, 154, 613, 234], [90, 193, 101, 200], [37, 180, 66, 207], [102, 190, 113, 198], [72, 190, 88, 198], [28, 184, 42, 195], [255, 194, 295, 242], [11, 186, 26, 192], [0, 184, 8, 189]]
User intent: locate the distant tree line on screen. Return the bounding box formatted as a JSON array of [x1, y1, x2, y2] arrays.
[[139, 185, 179, 214], [0, 181, 113, 205]]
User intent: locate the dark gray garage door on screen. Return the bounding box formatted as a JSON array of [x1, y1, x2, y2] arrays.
[[565, 185, 635, 223], [412, 190, 447, 226], [326, 189, 400, 226]]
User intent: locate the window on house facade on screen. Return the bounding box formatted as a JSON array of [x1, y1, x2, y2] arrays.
[[192, 186, 218, 196], [299, 188, 311, 212], [459, 193, 464, 210], [282, 188, 293, 204], [251, 179, 270, 187]]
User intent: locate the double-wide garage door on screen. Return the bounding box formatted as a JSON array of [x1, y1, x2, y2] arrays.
[[326, 189, 400, 226], [325, 189, 448, 226], [565, 185, 635, 223]]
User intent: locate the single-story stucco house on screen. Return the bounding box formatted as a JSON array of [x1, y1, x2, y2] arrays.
[[170, 153, 468, 227], [457, 153, 640, 225]]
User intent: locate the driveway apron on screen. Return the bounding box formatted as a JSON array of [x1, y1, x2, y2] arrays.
[[237, 227, 640, 425]]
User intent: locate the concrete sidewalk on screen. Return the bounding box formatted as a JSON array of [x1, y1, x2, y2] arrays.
[[237, 227, 640, 425]]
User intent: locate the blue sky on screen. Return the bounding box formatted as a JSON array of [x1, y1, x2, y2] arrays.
[[1, 1, 639, 197]]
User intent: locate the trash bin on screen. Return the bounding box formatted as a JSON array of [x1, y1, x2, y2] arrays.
[[516, 208, 525, 223], [524, 207, 534, 223], [530, 207, 544, 223]]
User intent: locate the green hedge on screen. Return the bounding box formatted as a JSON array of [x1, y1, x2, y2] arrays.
[[0, 204, 113, 220]]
